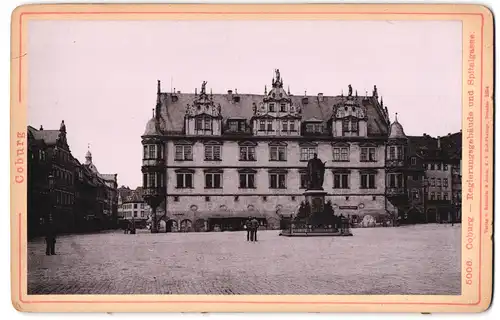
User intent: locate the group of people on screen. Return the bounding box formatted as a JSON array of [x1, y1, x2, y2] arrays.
[[244, 217, 260, 242]]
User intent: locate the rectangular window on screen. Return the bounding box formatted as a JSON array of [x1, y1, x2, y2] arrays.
[[443, 193, 448, 200], [342, 118, 349, 132], [437, 192, 442, 200], [229, 121, 238, 132], [259, 120, 265, 131], [389, 146, 396, 160], [430, 163, 435, 170], [443, 164, 448, 171], [280, 103, 286, 112], [430, 192, 435, 200], [436, 178, 441, 187], [411, 157, 416, 165], [333, 173, 349, 189], [289, 121, 295, 131], [333, 147, 349, 161], [300, 147, 316, 161], [270, 173, 287, 189], [141, 212, 145, 218], [299, 173, 308, 189], [351, 120, 358, 132], [195, 118, 203, 130], [205, 173, 222, 188], [148, 145, 157, 159], [176, 173, 193, 188], [134, 203, 138, 209], [270, 146, 286, 161], [175, 145, 193, 161], [147, 173, 156, 188], [267, 120, 273, 131], [239, 146, 256, 161], [443, 178, 448, 187], [269, 103, 275, 112], [282, 120, 288, 132], [430, 178, 435, 186], [388, 173, 404, 188], [361, 173, 376, 189], [239, 173, 255, 188], [204, 118, 211, 130], [360, 147, 376, 162], [134, 211, 138, 218], [205, 145, 221, 160]]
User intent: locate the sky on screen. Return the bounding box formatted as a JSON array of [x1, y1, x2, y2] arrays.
[[28, 19, 462, 188]]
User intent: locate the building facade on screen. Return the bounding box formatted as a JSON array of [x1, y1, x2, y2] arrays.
[[141, 70, 462, 231], [27, 121, 119, 237], [117, 187, 151, 228]]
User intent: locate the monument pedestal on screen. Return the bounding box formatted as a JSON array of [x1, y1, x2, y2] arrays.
[[304, 188, 328, 217]]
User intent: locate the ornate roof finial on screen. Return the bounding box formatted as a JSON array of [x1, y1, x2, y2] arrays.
[[152, 108, 155, 118], [304, 90, 307, 96], [235, 88, 238, 94], [39, 125, 44, 130], [348, 85, 353, 97], [288, 85, 290, 95], [365, 91, 368, 97], [381, 96, 384, 107], [341, 89, 344, 97], [157, 80, 161, 94], [355, 90, 358, 97], [373, 85, 378, 97], [195, 88, 197, 95], [395, 112, 398, 122], [264, 85, 267, 95]]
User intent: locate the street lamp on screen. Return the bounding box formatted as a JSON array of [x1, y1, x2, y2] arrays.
[[47, 173, 54, 225], [422, 177, 428, 223]]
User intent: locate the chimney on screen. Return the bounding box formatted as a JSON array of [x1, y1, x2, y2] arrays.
[[318, 93, 324, 102], [227, 89, 233, 95], [39, 125, 44, 131], [437, 136, 441, 149], [302, 97, 309, 104]]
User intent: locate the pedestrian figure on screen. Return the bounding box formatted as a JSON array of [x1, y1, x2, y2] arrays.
[[45, 223, 56, 256], [250, 217, 259, 242], [245, 217, 252, 241]]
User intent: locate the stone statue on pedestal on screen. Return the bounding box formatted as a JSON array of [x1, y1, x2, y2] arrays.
[[306, 153, 326, 190]]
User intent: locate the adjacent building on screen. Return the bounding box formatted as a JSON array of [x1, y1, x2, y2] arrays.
[[141, 70, 461, 231], [27, 121, 119, 237], [117, 186, 151, 228]]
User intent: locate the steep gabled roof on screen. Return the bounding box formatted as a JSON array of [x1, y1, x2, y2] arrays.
[[155, 91, 389, 137]]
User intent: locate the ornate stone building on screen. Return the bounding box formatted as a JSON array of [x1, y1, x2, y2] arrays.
[[141, 70, 423, 232]]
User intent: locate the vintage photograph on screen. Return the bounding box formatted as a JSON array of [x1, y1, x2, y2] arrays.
[[25, 18, 464, 296]]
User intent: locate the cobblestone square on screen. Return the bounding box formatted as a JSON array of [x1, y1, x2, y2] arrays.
[[28, 224, 461, 295]]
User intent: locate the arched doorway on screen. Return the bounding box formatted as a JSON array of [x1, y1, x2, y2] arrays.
[[157, 219, 167, 233], [180, 219, 193, 232], [166, 219, 178, 232]]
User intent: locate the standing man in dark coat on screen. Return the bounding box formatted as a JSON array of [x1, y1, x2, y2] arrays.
[[45, 222, 56, 255], [250, 217, 259, 242], [245, 217, 252, 241]]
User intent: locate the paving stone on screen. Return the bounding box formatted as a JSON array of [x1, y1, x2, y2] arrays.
[[27, 224, 461, 295]]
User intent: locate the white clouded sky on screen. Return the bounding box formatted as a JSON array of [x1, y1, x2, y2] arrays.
[[28, 19, 462, 188]]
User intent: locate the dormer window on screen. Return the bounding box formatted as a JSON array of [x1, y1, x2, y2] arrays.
[[195, 116, 212, 131], [342, 118, 359, 135], [228, 119, 246, 132], [269, 103, 275, 112], [306, 123, 323, 133]]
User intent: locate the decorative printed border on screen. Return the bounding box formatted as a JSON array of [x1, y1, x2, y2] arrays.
[[11, 4, 493, 312]]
